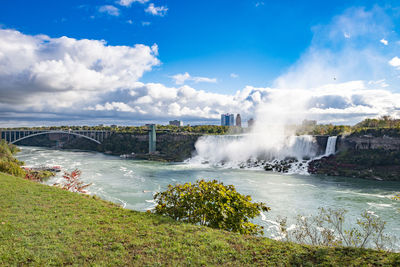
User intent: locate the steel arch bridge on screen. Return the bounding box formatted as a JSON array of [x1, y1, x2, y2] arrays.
[[0, 130, 113, 145]]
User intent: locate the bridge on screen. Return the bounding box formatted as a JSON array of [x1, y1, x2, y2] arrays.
[[0, 130, 113, 145]]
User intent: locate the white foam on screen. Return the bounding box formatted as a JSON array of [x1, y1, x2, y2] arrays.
[[367, 203, 393, 208]]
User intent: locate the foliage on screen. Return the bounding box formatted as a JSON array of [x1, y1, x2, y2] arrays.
[[154, 179, 270, 235], [53, 169, 91, 193], [354, 116, 400, 129], [297, 116, 400, 137], [277, 208, 396, 251], [24, 170, 55, 182], [0, 140, 26, 177], [24, 171, 42, 182], [0, 160, 26, 177], [297, 124, 352, 136]]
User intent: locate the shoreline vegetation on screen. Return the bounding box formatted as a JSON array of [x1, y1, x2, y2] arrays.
[[0, 140, 56, 181], [1, 172, 399, 265]]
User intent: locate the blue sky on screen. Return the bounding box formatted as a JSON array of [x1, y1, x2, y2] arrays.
[[0, 0, 400, 126]]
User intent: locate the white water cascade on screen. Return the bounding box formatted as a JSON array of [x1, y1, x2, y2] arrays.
[[325, 136, 337, 156], [188, 134, 341, 175], [189, 134, 318, 170]]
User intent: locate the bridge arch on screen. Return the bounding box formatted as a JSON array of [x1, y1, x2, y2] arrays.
[[11, 131, 101, 145]]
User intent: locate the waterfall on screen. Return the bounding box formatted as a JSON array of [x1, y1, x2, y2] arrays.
[[189, 134, 318, 168], [325, 136, 337, 156]]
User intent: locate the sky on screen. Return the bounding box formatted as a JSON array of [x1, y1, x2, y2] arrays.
[[0, 0, 400, 126]]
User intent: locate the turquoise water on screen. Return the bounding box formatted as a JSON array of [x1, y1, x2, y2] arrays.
[[16, 146, 400, 248]]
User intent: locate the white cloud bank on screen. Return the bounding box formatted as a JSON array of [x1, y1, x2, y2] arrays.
[[0, 28, 159, 112], [1, 6, 400, 126]]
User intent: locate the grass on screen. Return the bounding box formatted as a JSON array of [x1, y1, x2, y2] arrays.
[[0, 173, 399, 266]]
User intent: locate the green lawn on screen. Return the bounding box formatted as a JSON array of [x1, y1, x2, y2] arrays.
[[0, 172, 399, 266]]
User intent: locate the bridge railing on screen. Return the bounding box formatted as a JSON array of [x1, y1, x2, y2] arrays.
[[0, 129, 113, 144]]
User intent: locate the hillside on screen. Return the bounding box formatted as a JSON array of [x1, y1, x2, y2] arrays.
[[0, 173, 399, 266]]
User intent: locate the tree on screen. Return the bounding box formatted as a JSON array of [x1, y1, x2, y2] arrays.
[[153, 179, 270, 235]]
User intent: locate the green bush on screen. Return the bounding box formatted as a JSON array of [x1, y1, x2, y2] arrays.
[[0, 160, 26, 177], [154, 179, 270, 235], [0, 140, 26, 177]]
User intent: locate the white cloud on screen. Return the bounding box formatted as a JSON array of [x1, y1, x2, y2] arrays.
[[117, 0, 149, 7], [0, 28, 159, 112], [344, 32, 351, 38], [171, 72, 217, 85], [127, 19, 133, 24], [389, 56, 400, 68], [145, 3, 168, 16], [274, 7, 399, 91], [2, 5, 400, 125], [230, 73, 239, 78], [88, 102, 136, 112], [380, 38, 388, 45], [141, 21, 151, 26], [98, 5, 120, 16], [82, 80, 400, 124]]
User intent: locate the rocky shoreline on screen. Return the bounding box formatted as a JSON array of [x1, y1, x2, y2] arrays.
[[308, 149, 400, 181]]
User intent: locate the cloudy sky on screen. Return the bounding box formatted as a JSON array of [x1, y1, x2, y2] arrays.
[[0, 0, 400, 126]]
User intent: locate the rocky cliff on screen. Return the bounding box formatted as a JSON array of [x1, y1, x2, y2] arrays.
[[309, 134, 400, 181]]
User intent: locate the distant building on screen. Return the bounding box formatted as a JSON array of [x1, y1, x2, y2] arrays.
[[169, 120, 183, 127], [221, 113, 235, 126], [236, 114, 242, 127], [247, 118, 254, 128], [110, 125, 117, 129]]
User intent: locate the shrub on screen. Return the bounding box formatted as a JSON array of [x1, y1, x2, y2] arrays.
[[276, 208, 396, 251], [153, 179, 270, 235], [0, 160, 26, 177], [54, 169, 91, 193], [0, 140, 25, 177], [25, 170, 55, 182]]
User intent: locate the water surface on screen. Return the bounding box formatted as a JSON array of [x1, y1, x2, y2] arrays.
[[17, 146, 400, 248]]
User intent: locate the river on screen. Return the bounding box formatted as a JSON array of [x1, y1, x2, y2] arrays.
[[16, 146, 400, 248]]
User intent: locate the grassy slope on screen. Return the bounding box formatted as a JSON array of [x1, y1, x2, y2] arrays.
[[0, 173, 399, 266]]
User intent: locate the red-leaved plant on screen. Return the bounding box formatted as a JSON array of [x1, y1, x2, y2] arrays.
[[54, 169, 92, 193], [24, 172, 41, 182]]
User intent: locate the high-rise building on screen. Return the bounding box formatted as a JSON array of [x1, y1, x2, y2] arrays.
[[247, 118, 254, 128], [221, 113, 234, 126], [169, 120, 183, 126], [169, 120, 183, 127], [236, 114, 242, 127]]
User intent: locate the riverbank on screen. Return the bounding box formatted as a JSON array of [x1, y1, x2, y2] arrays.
[[308, 150, 400, 181], [0, 172, 399, 265]]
